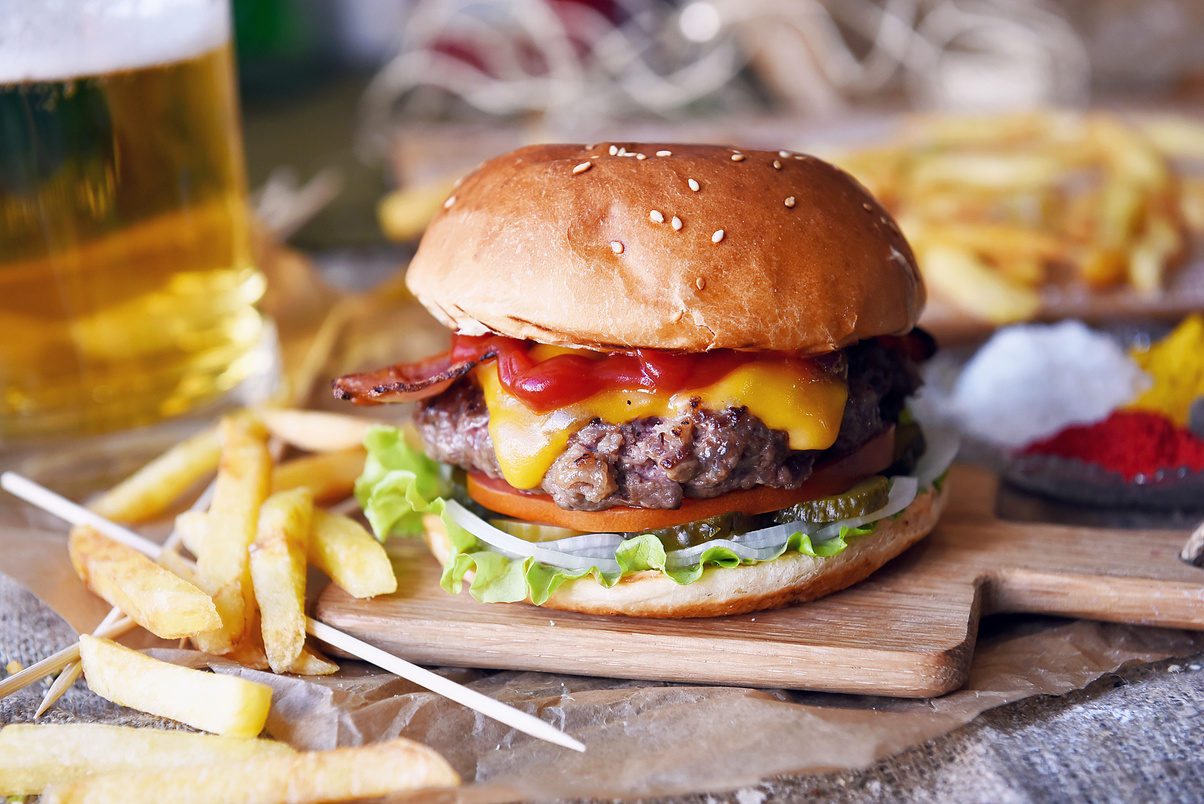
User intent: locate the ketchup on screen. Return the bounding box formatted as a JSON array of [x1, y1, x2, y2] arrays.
[[451, 335, 782, 413]]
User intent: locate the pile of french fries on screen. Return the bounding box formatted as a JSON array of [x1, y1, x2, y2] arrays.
[[79, 409, 394, 681], [1, 408, 462, 802], [830, 111, 1204, 324]]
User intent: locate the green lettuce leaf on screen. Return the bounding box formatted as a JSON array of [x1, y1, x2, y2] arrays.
[[356, 425, 883, 604]]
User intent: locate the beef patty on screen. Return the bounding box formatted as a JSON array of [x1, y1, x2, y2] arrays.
[[415, 340, 922, 511]]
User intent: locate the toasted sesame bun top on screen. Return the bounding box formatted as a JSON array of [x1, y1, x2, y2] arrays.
[[405, 143, 924, 354]]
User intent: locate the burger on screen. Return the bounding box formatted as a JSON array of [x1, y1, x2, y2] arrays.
[[335, 142, 952, 618]]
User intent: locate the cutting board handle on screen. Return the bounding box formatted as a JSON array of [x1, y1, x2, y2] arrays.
[[980, 568, 1204, 629], [936, 467, 1204, 630]]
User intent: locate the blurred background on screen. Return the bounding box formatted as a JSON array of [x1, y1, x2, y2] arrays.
[[233, 0, 1204, 263]]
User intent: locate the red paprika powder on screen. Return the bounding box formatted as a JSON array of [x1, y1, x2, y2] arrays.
[[1022, 410, 1204, 481]]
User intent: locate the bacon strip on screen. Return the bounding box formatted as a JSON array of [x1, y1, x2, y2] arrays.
[[331, 349, 496, 405]]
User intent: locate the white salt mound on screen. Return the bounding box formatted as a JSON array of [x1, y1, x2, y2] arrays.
[[945, 320, 1149, 449]]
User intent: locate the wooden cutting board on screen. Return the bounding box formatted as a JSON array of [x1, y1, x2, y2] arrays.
[[315, 465, 1204, 697]]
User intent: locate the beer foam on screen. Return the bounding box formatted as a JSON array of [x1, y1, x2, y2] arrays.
[[0, 0, 230, 83]]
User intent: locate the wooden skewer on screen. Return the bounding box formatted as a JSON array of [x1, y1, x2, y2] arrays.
[[0, 614, 135, 700], [0, 471, 585, 753], [36, 662, 83, 715], [34, 608, 123, 716]]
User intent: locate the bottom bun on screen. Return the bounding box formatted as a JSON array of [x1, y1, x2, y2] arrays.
[[424, 483, 947, 618]]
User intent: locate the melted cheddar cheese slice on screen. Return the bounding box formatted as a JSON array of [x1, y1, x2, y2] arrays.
[[477, 356, 849, 490]]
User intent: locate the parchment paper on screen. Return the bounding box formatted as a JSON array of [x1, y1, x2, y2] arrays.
[[3, 522, 1203, 803]]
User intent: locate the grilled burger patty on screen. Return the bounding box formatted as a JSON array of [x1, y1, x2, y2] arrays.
[[415, 340, 922, 512]]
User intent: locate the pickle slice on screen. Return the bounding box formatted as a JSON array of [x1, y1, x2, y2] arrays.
[[772, 475, 891, 524], [489, 519, 587, 542], [641, 512, 756, 551]]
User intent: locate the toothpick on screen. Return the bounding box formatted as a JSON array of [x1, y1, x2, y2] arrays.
[[34, 608, 122, 715], [0, 614, 135, 700], [0, 471, 585, 753], [305, 619, 584, 752], [36, 662, 83, 715]]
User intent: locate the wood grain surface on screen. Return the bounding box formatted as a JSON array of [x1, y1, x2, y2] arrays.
[[315, 465, 1204, 697]]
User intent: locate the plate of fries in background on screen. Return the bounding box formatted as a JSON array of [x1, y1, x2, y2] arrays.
[[821, 111, 1204, 341]]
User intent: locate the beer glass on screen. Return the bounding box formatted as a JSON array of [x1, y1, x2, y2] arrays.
[[0, 0, 269, 442]]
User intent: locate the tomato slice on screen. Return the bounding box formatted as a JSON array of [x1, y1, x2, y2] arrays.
[[466, 427, 897, 532]]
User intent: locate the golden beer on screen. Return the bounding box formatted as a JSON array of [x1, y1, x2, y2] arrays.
[[0, 41, 267, 439]]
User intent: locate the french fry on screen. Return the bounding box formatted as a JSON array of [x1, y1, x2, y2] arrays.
[[255, 408, 374, 453], [919, 245, 1041, 324], [1079, 247, 1128, 288], [193, 415, 272, 655], [909, 152, 1066, 192], [88, 424, 221, 523], [1134, 114, 1204, 160], [40, 736, 460, 804], [249, 489, 313, 673], [378, 178, 459, 242], [158, 542, 199, 583], [78, 635, 272, 738], [173, 510, 208, 557], [1089, 114, 1171, 188], [309, 509, 397, 599], [1180, 177, 1204, 233], [176, 501, 395, 599], [223, 610, 271, 671], [285, 645, 339, 676], [68, 525, 219, 639], [1128, 215, 1183, 293], [270, 447, 366, 504], [909, 221, 1066, 265], [0, 724, 294, 796]]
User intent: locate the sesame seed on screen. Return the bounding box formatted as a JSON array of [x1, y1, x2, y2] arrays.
[[793, 154, 805, 159], [617, 146, 628, 156], [785, 196, 796, 208], [636, 153, 647, 160], [731, 153, 745, 162], [712, 229, 724, 243], [610, 240, 624, 254], [572, 161, 592, 175], [609, 145, 618, 155], [688, 179, 700, 191], [671, 216, 682, 230], [657, 150, 672, 156], [862, 202, 873, 211], [773, 160, 782, 169], [650, 210, 664, 223], [443, 195, 456, 208], [779, 150, 791, 157], [696, 277, 706, 290]]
